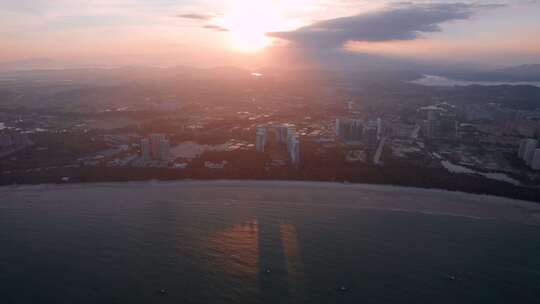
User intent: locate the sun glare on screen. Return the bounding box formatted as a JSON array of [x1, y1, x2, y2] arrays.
[[219, 0, 292, 52]]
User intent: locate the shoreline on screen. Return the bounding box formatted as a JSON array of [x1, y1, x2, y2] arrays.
[[2, 165, 539, 203], [1, 178, 539, 205], [2, 179, 540, 226]]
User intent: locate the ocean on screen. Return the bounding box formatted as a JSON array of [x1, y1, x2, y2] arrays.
[[410, 75, 540, 88], [1, 181, 540, 303]]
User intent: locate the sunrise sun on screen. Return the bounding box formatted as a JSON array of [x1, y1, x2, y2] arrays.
[[218, 0, 293, 52]]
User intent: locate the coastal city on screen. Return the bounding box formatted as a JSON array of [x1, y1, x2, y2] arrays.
[[1, 69, 539, 202], [3, 1, 540, 303]]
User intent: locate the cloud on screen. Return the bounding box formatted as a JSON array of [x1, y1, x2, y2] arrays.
[[175, 12, 229, 32], [269, 2, 502, 49], [176, 13, 215, 21], [202, 24, 229, 32]]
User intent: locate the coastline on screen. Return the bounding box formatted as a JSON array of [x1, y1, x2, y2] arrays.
[[0, 178, 533, 199], [1, 171, 540, 203], [2, 179, 540, 226]]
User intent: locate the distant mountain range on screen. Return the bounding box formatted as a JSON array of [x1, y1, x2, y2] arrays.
[[0, 58, 112, 71], [492, 64, 540, 80], [0, 58, 80, 71], [2, 57, 540, 84]]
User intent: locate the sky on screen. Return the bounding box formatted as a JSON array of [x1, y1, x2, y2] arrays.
[[1, 0, 539, 69]]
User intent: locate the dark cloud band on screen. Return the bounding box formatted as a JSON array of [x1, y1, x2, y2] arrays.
[[268, 3, 503, 49]]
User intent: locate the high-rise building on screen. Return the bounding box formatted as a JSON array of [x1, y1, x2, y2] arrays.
[[12, 133, 30, 146], [159, 138, 170, 161], [286, 127, 296, 151], [285, 127, 300, 165], [518, 139, 529, 159], [0, 131, 31, 150], [363, 122, 379, 159], [150, 134, 165, 159], [376, 118, 383, 140], [419, 105, 457, 139], [289, 136, 300, 165], [258, 123, 300, 165], [273, 126, 301, 165], [458, 123, 480, 144], [256, 127, 267, 153], [350, 119, 363, 141], [141, 138, 151, 159], [336, 118, 363, 141], [531, 149, 540, 170], [142, 134, 170, 161], [0, 132, 13, 147], [523, 139, 538, 166], [335, 118, 347, 138], [518, 138, 540, 169], [275, 125, 289, 144]]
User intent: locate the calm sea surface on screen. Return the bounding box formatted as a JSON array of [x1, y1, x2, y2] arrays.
[[1, 181, 540, 304], [410, 75, 540, 87]]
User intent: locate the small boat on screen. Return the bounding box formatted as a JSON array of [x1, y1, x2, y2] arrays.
[[159, 289, 167, 295], [264, 268, 272, 274], [339, 286, 349, 292]]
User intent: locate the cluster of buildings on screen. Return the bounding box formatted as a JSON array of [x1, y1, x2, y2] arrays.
[[0, 131, 32, 157], [417, 103, 484, 144], [256, 124, 300, 165], [463, 103, 515, 122], [418, 104, 458, 140], [456, 123, 480, 144], [140, 134, 170, 161], [335, 118, 382, 157], [518, 138, 540, 170], [335, 118, 365, 142], [462, 103, 540, 142]]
